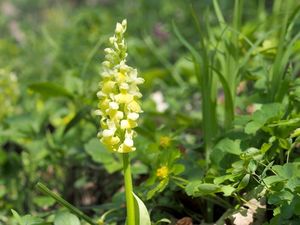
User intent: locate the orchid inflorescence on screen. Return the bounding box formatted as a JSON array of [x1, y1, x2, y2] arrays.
[[96, 19, 144, 153]]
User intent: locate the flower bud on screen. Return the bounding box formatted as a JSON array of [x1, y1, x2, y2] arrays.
[[115, 23, 123, 34]]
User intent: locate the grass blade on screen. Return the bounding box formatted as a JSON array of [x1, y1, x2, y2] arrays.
[[36, 182, 97, 225]]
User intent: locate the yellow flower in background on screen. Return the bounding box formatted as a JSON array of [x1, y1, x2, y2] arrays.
[[156, 166, 169, 179], [159, 136, 172, 148], [96, 20, 144, 153]]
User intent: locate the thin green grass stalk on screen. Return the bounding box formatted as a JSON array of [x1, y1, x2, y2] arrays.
[[123, 153, 135, 225], [224, 0, 243, 129], [273, 0, 283, 15], [80, 36, 106, 78], [212, 0, 225, 25], [190, 7, 218, 222], [258, 0, 266, 22], [212, 1, 236, 131], [36, 182, 97, 225], [143, 35, 185, 86], [212, 0, 244, 130], [233, 0, 243, 36], [190, 7, 218, 165], [173, 20, 215, 165], [269, 0, 298, 102]]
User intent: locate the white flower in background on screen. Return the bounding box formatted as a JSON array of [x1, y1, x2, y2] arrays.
[[150, 91, 169, 113], [96, 20, 144, 153]]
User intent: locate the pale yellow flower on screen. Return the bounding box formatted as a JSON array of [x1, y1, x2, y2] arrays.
[[96, 20, 144, 153]]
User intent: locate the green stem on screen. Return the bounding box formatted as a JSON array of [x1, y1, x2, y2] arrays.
[[80, 36, 106, 78], [171, 176, 189, 185], [206, 201, 214, 222], [123, 153, 135, 225], [36, 182, 97, 225]]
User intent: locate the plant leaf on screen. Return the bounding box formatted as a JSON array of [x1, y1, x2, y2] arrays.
[[33, 196, 56, 208], [147, 178, 169, 200], [185, 181, 221, 196], [29, 82, 73, 99], [172, 164, 185, 175], [237, 174, 250, 190], [221, 185, 236, 197], [11, 209, 22, 225], [85, 138, 122, 173], [154, 218, 171, 224], [54, 211, 81, 225], [133, 192, 151, 225], [11, 209, 44, 225], [63, 106, 91, 134]]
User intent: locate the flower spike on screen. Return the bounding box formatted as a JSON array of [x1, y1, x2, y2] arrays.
[[96, 19, 144, 153]]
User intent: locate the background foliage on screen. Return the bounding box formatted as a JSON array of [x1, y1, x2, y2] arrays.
[[0, 0, 300, 224]]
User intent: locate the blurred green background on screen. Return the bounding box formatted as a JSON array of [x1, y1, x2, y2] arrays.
[[1, 0, 300, 224]]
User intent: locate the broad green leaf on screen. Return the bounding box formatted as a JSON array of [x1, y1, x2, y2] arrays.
[[286, 177, 300, 192], [244, 147, 260, 155], [172, 164, 185, 175], [11, 209, 44, 225], [33, 196, 56, 208], [220, 185, 236, 197], [231, 160, 245, 174], [234, 115, 251, 126], [54, 212, 81, 225], [29, 82, 73, 99], [185, 180, 202, 196], [216, 138, 241, 155], [211, 138, 241, 165], [245, 121, 262, 134], [214, 174, 235, 185], [258, 103, 283, 119], [240, 147, 262, 161], [85, 138, 122, 173], [196, 183, 221, 194], [245, 103, 284, 134], [263, 175, 286, 186], [273, 163, 300, 178], [268, 191, 294, 205], [133, 192, 151, 225], [185, 181, 220, 196]]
